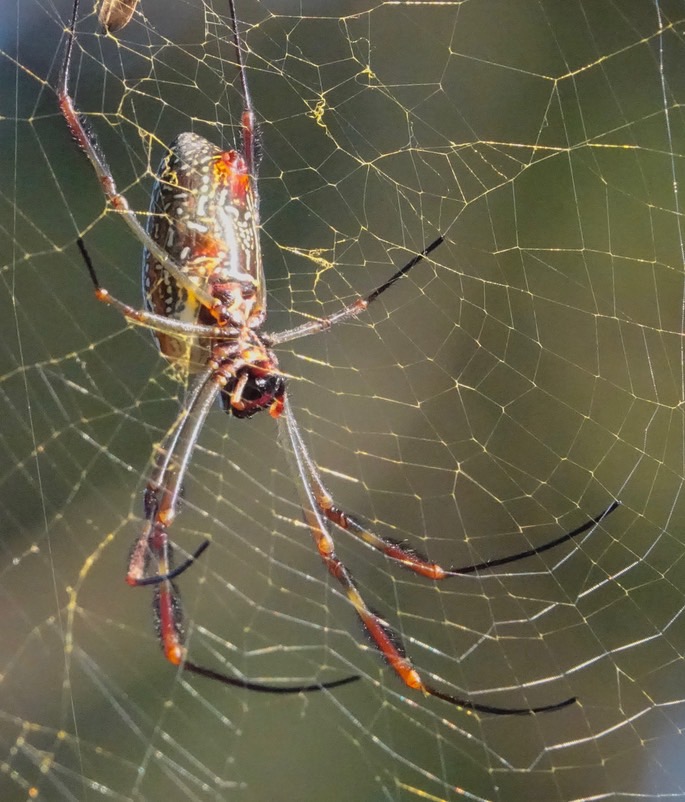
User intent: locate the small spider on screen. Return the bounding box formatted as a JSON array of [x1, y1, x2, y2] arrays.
[[97, 0, 138, 32], [59, 0, 618, 713]]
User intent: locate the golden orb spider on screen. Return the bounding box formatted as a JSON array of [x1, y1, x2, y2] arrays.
[[59, 0, 618, 713]]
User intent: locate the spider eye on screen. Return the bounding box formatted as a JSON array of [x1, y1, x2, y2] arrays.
[[240, 281, 256, 299], [255, 374, 285, 398], [244, 373, 285, 404], [225, 372, 285, 419]]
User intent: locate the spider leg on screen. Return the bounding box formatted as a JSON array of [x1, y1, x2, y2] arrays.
[[284, 399, 618, 578], [59, 0, 217, 311], [177, 657, 359, 694], [134, 368, 222, 596], [76, 239, 236, 342], [127, 368, 216, 587], [279, 397, 575, 715], [227, 0, 257, 177], [126, 365, 358, 692], [152, 569, 358, 694], [143, 370, 217, 522], [267, 236, 444, 347], [130, 347, 257, 588], [446, 501, 619, 574]]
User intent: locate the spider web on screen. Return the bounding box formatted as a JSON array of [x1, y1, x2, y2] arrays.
[[1, 0, 684, 799]]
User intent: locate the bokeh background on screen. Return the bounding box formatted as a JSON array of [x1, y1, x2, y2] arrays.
[[1, 1, 685, 800]]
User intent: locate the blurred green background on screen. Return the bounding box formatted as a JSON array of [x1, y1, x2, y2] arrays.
[[1, 1, 685, 800]]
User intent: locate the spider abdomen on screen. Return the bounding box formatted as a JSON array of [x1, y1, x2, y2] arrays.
[[143, 131, 265, 373]]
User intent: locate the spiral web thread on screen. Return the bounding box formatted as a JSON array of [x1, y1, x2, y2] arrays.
[[1, 1, 685, 800]]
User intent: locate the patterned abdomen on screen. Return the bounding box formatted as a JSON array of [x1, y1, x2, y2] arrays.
[[143, 131, 264, 374]]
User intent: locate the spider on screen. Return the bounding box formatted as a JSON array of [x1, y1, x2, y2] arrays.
[[59, 0, 619, 714], [98, 0, 138, 33]]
